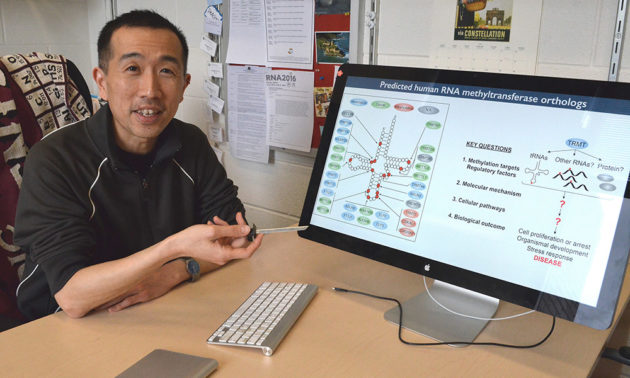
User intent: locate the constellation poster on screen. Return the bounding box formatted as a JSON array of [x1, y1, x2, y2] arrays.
[[454, 0, 513, 42], [430, 0, 541, 74]]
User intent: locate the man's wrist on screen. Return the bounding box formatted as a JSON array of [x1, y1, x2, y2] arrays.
[[162, 232, 185, 260], [183, 257, 201, 282], [164, 258, 191, 285]]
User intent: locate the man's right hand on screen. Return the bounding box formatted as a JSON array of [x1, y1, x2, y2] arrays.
[[209, 212, 251, 248], [168, 217, 264, 266]]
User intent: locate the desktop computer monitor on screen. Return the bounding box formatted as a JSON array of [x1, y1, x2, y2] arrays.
[[299, 63, 630, 343]]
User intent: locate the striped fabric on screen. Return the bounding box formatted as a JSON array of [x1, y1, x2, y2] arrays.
[[0, 52, 91, 322]]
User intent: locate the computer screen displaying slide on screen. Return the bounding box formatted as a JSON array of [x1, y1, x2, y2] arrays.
[[299, 64, 630, 332]]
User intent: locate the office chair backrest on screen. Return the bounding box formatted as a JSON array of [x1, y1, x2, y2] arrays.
[[0, 52, 93, 325]]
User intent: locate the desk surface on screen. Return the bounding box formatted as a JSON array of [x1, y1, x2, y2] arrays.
[[2, 232, 629, 377]]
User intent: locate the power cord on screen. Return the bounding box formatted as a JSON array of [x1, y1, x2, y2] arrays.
[[332, 286, 556, 348]]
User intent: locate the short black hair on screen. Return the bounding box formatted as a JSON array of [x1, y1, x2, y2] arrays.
[[97, 9, 188, 74]]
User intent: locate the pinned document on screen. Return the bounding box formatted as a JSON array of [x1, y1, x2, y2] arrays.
[[208, 62, 223, 78], [264, 0, 314, 69], [227, 65, 270, 163], [226, 0, 314, 69], [204, 5, 223, 36], [200, 34, 218, 57], [225, 0, 267, 65], [208, 96, 224, 114], [210, 127, 224, 143], [266, 70, 314, 152], [203, 79, 220, 97]]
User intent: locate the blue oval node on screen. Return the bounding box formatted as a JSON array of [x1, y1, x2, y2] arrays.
[[408, 191, 424, 200], [373, 221, 387, 230], [410, 181, 426, 190], [326, 171, 339, 179], [337, 127, 350, 135], [375, 211, 390, 220], [344, 203, 358, 212], [324, 180, 336, 188], [342, 212, 355, 221], [565, 138, 588, 149], [339, 119, 352, 127], [350, 98, 368, 106], [334, 136, 348, 144], [320, 188, 334, 197]]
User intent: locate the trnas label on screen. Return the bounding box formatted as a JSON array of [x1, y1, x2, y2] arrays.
[[566, 138, 588, 149]]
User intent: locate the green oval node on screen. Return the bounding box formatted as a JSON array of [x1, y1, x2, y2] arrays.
[[415, 163, 431, 172], [413, 172, 429, 181], [420, 145, 435, 153], [425, 121, 442, 129], [359, 207, 374, 216], [371, 101, 391, 109], [319, 197, 332, 205], [317, 206, 330, 214]]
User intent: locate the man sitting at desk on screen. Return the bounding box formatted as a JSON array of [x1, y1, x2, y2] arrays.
[[13, 10, 263, 321]]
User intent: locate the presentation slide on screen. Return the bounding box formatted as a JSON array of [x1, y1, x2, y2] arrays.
[[311, 76, 630, 306]]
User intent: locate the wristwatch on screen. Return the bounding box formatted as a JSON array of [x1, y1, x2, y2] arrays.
[[183, 257, 200, 282]]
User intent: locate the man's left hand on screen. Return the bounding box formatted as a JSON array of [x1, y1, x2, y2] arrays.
[[104, 259, 185, 312]]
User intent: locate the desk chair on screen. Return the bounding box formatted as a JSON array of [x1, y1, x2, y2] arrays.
[[0, 52, 92, 331]]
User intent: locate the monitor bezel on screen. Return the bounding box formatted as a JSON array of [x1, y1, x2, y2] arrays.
[[298, 63, 630, 329]]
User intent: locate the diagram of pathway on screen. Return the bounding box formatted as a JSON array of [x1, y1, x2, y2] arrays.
[[522, 138, 626, 234], [314, 95, 449, 241]]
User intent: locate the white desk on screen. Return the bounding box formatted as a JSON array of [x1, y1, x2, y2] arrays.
[[2, 232, 629, 377]]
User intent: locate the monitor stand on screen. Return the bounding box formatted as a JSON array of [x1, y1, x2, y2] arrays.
[[384, 280, 499, 346]]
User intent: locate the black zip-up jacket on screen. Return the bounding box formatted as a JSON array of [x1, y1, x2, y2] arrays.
[[14, 105, 244, 320]]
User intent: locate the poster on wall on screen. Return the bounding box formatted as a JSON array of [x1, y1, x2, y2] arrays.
[[314, 87, 333, 117], [454, 0, 513, 42], [315, 0, 350, 15], [311, 0, 353, 149], [315, 32, 350, 64], [430, 0, 541, 75]]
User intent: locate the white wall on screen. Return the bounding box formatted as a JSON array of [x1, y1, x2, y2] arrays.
[[2, 0, 629, 230], [0, 0, 93, 88], [537, 0, 626, 81]]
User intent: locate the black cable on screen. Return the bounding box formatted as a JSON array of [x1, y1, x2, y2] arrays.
[[333, 287, 555, 348]]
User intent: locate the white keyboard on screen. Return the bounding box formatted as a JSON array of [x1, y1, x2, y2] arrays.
[[207, 282, 318, 356]]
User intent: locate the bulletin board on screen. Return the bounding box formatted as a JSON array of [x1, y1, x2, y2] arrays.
[[223, 0, 359, 159]]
